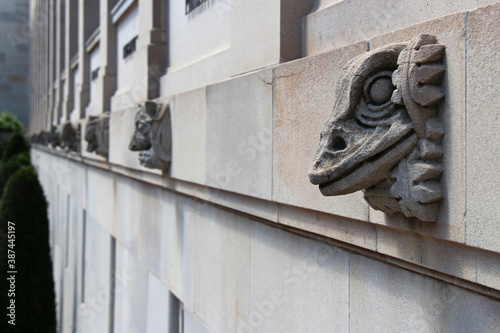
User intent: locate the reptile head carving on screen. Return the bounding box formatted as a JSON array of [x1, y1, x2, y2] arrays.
[[308, 34, 445, 222]]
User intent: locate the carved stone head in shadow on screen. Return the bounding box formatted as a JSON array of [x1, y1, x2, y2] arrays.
[[85, 114, 109, 158], [308, 34, 445, 222], [60, 121, 80, 152], [129, 101, 172, 171], [49, 125, 61, 148]]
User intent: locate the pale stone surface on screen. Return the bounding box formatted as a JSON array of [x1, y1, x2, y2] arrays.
[[278, 204, 377, 251], [206, 69, 273, 200], [350, 254, 500, 332], [273, 41, 370, 221], [304, 0, 476, 56], [478, 0, 500, 6], [146, 272, 172, 333], [170, 88, 207, 185], [116, 5, 139, 93], [137, 185, 162, 277], [86, 167, 115, 234], [160, 193, 196, 312], [88, 44, 101, 113], [208, 186, 279, 223], [376, 227, 477, 282], [249, 222, 349, 333], [81, 218, 112, 333], [113, 242, 148, 333], [194, 205, 251, 333], [230, 0, 280, 75], [183, 310, 211, 333], [370, 12, 467, 242], [160, 48, 231, 97], [476, 250, 500, 291], [168, 0, 230, 70], [466, 3, 500, 252], [114, 176, 142, 256]]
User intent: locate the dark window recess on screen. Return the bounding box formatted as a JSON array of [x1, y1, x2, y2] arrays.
[[91, 67, 100, 81], [186, 0, 207, 14], [7, 75, 26, 83], [123, 36, 138, 59]]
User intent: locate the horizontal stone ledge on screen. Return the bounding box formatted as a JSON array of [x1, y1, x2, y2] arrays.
[[31, 146, 500, 297]]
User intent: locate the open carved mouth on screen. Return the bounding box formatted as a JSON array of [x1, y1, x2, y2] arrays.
[[317, 131, 418, 196]]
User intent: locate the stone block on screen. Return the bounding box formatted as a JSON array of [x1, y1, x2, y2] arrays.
[[168, 0, 230, 70], [230, 0, 280, 75], [304, 0, 475, 56], [159, 192, 196, 312], [376, 227, 477, 282], [137, 185, 163, 277], [476, 249, 500, 291], [146, 272, 173, 333], [350, 254, 500, 332], [208, 186, 279, 223], [86, 167, 115, 234], [160, 48, 231, 97], [184, 310, 211, 333], [248, 222, 349, 333], [478, 0, 500, 6], [194, 205, 251, 333], [81, 218, 112, 333], [466, 3, 500, 252], [113, 243, 148, 333], [114, 176, 142, 256], [273, 41, 370, 221], [206, 69, 273, 200], [369, 11, 467, 242], [170, 87, 206, 185], [278, 204, 377, 251]]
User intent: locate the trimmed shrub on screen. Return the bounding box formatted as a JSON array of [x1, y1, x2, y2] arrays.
[[0, 140, 7, 158], [0, 166, 56, 333], [0, 151, 31, 199], [0, 112, 24, 134], [1, 133, 28, 164]]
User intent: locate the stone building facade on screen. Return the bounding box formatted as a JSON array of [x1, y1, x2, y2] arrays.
[[0, 0, 30, 126], [29, 0, 500, 332]]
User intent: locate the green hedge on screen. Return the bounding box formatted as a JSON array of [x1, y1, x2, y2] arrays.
[[0, 167, 56, 332], [1, 134, 28, 164], [0, 113, 24, 134], [0, 151, 31, 199]]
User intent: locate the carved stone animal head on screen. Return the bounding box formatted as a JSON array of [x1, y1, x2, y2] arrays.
[[60, 121, 79, 152], [49, 125, 61, 148], [129, 101, 171, 170], [84, 114, 109, 158], [129, 102, 156, 151], [308, 34, 445, 222]]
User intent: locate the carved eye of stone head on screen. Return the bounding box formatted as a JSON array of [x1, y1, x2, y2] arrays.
[[365, 72, 394, 105]]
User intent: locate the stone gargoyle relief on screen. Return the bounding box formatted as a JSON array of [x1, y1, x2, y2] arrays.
[[84, 113, 110, 158], [128, 101, 172, 171], [49, 125, 61, 148], [60, 121, 80, 152], [308, 34, 445, 222]]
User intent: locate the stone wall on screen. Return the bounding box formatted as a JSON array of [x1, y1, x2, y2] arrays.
[[29, 0, 500, 332]]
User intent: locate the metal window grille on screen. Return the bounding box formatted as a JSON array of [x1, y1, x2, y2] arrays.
[[91, 67, 100, 81], [186, 0, 207, 14], [123, 36, 138, 59]]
